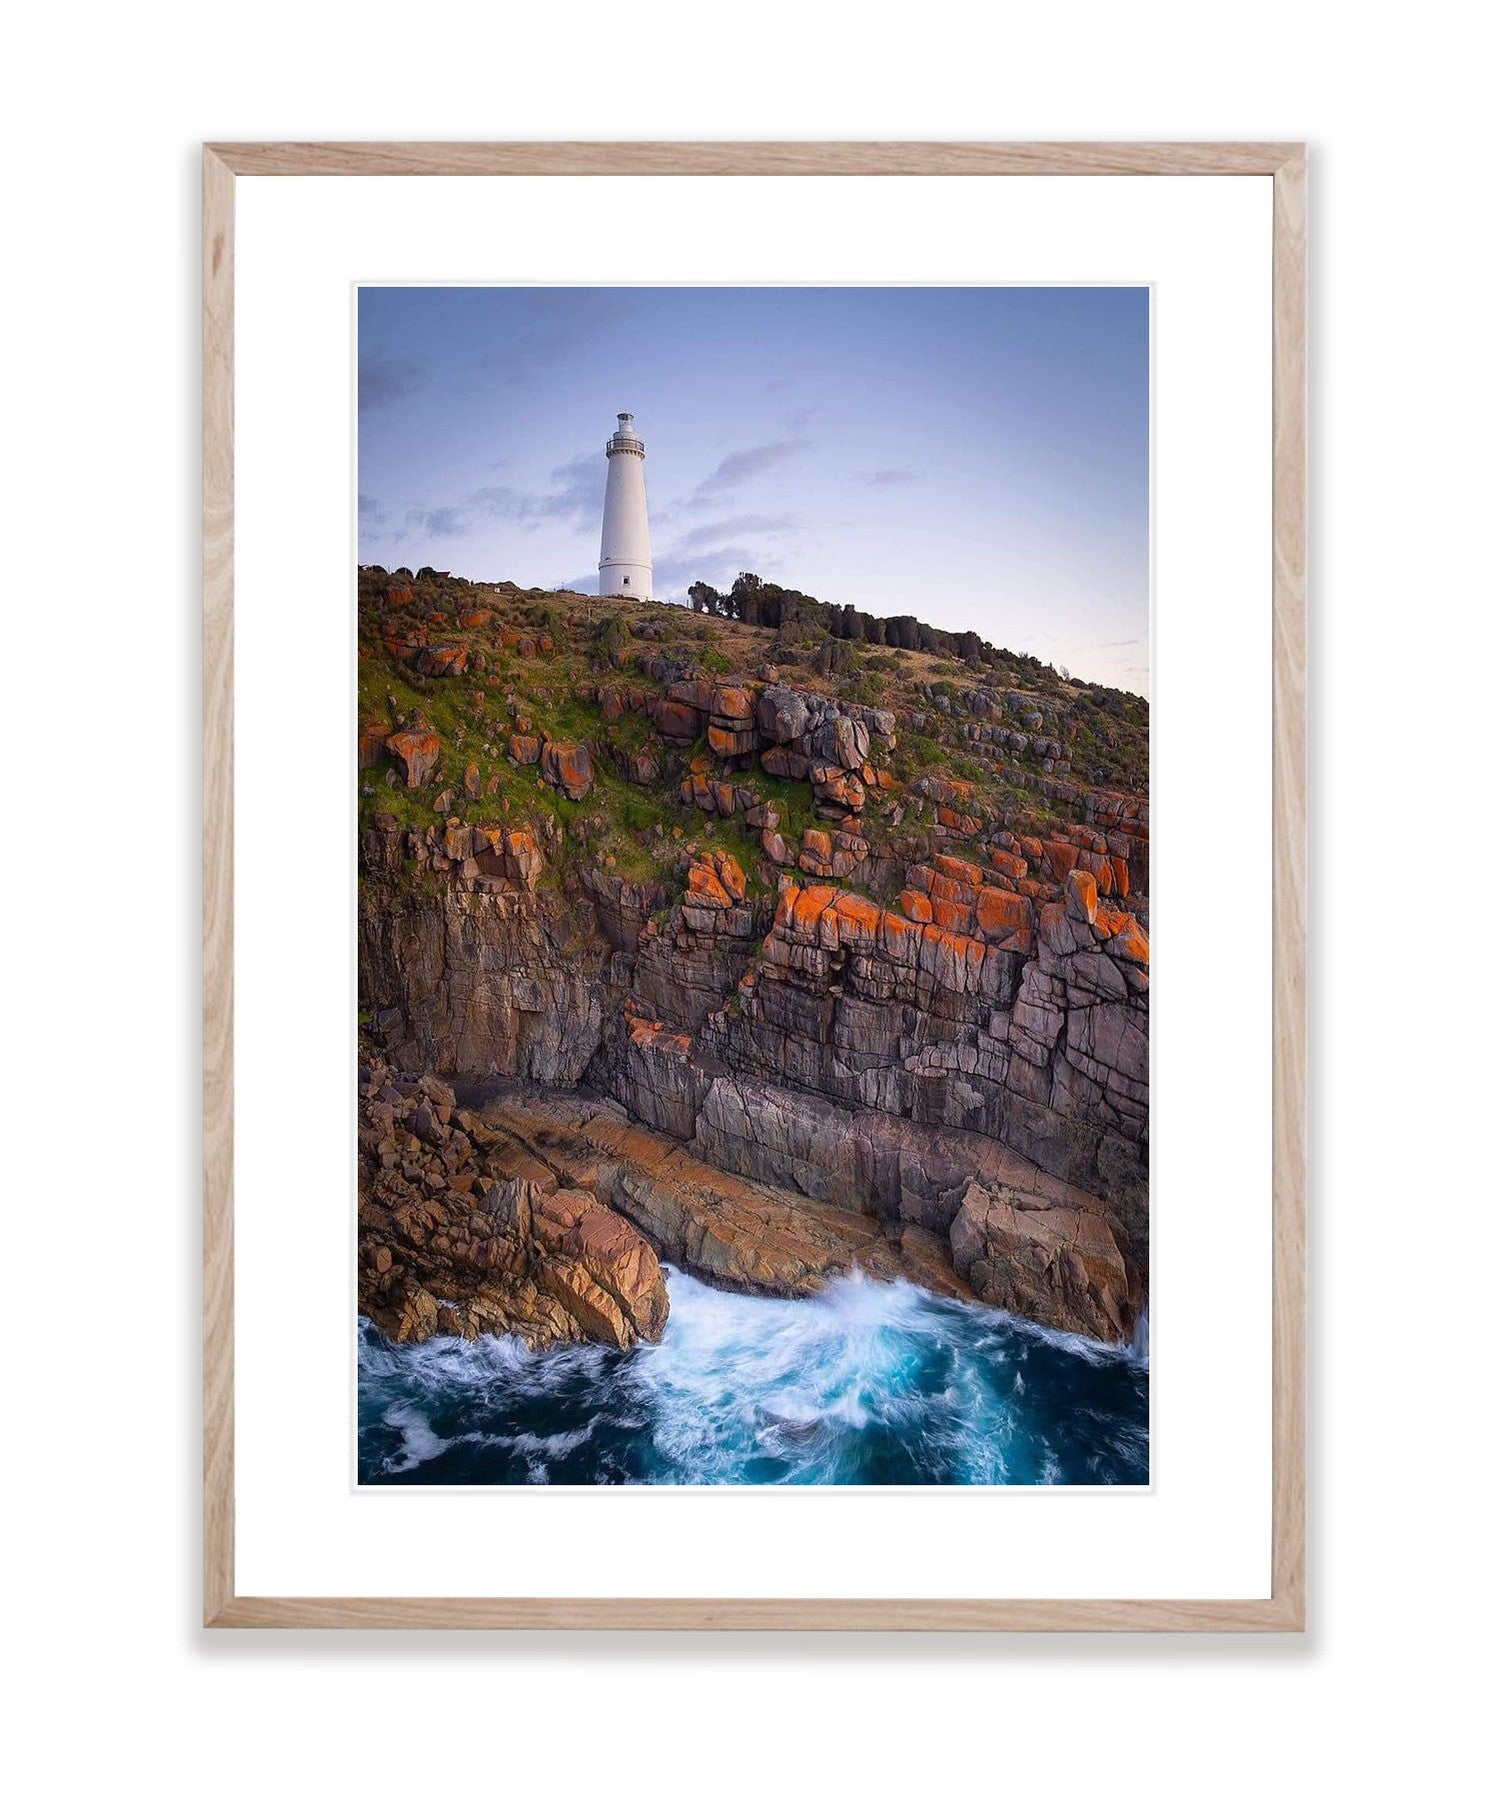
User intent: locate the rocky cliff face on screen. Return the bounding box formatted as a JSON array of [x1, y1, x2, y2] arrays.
[[357, 567, 1149, 1346]]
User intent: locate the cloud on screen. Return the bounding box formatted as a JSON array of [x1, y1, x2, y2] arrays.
[[358, 493, 387, 524], [358, 356, 425, 411], [690, 437, 808, 504], [401, 455, 603, 546], [668, 512, 797, 554], [862, 467, 922, 487], [406, 504, 473, 538], [467, 453, 600, 533]]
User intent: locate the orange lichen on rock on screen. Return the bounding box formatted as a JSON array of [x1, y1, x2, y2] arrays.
[[933, 897, 973, 933], [710, 684, 755, 720], [626, 1015, 692, 1056], [540, 741, 593, 801], [687, 850, 746, 909], [708, 723, 756, 757], [1064, 867, 1100, 925], [975, 886, 1031, 940], [1042, 840, 1081, 883], [782, 882, 837, 944], [830, 890, 882, 949], [415, 643, 469, 678], [385, 726, 440, 788]]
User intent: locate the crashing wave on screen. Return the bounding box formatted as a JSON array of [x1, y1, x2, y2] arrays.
[[358, 1267, 1149, 1487]]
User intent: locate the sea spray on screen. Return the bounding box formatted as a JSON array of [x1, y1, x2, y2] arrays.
[[359, 1267, 1149, 1486]]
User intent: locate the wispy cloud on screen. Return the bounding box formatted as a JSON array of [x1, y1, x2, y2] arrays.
[[690, 437, 809, 504], [359, 355, 425, 411], [467, 453, 600, 533], [358, 492, 387, 524], [862, 466, 922, 487], [668, 512, 798, 554], [406, 504, 473, 538], [401, 454, 602, 545]]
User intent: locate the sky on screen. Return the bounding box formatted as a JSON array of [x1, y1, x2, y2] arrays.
[[358, 286, 1149, 693]]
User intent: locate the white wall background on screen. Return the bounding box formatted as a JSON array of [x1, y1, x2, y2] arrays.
[[6, 4, 1492, 1794]]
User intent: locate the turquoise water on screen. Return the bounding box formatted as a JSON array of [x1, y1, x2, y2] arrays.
[[358, 1267, 1149, 1486]]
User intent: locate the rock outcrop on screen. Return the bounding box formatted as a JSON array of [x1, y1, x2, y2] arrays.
[[358, 1060, 668, 1350], [385, 726, 440, 788], [474, 1084, 970, 1302], [540, 740, 593, 801]]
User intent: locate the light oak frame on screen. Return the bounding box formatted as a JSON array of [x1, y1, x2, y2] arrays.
[[203, 140, 1306, 1631]]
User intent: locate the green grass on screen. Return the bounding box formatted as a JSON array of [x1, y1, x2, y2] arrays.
[[357, 571, 1149, 906], [735, 769, 818, 844]]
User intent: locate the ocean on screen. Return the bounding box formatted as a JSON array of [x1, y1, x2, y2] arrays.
[[358, 1266, 1149, 1486]]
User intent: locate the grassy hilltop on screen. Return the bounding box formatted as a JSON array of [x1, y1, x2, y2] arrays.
[[358, 565, 1148, 900]]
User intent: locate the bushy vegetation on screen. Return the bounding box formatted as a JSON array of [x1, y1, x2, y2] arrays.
[[687, 570, 1064, 687]]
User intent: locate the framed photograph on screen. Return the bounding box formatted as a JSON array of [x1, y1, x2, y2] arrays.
[[204, 141, 1305, 1629]]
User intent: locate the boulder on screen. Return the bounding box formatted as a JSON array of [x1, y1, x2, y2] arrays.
[[1064, 867, 1099, 925], [415, 643, 469, 678], [710, 684, 755, 721], [798, 829, 835, 878], [358, 721, 390, 769], [761, 745, 811, 781], [685, 850, 745, 910], [540, 741, 594, 801], [756, 685, 810, 744], [707, 722, 757, 757], [652, 698, 702, 742], [950, 1179, 1130, 1341], [385, 727, 440, 788], [810, 764, 865, 815]]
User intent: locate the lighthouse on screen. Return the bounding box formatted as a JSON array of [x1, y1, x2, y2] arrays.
[[598, 412, 652, 600]]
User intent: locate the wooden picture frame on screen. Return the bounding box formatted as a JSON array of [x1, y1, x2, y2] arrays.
[[203, 140, 1306, 1630]]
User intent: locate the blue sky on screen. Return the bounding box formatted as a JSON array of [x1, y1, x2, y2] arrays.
[[358, 286, 1149, 692]]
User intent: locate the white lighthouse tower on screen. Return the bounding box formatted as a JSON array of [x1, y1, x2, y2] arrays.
[[598, 411, 652, 600]]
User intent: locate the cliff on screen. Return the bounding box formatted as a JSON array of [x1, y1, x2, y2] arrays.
[[357, 566, 1149, 1346]]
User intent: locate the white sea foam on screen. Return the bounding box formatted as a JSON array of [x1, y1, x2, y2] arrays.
[[380, 1402, 448, 1474], [358, 1267, 1149, 1486]]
